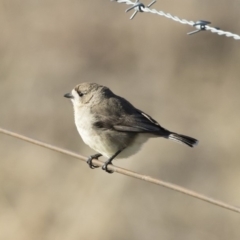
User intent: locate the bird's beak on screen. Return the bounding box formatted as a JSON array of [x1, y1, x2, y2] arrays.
[[64, 93, 74, 99]]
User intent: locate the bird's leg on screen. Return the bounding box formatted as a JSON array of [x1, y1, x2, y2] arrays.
[[102, 150, 122, 174], [87, 153, 102, 169]]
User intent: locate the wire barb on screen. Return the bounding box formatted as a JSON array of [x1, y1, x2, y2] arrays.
[[188, 20, 212, 35], [111, 0, 240, 40], [125, 0, 156, 20], [187, 20, 221, 36], [1, 127, 240, 214]]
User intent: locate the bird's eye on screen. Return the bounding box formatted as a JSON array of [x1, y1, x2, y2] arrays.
[[78, 92, 84, 97]]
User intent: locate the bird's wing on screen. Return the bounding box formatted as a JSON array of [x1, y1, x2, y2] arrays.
[[92, 96, 168, 135], [113, 109, 167, 134]]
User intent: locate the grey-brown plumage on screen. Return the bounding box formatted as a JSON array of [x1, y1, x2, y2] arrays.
[[64, 83, 198, 173]]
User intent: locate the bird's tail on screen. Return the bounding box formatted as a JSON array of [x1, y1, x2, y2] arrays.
[[167, 132, 198, 147]]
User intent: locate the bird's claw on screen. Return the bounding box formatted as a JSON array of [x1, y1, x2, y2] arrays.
[[102, 162, 114, 174], [87, 154, 102, 169]]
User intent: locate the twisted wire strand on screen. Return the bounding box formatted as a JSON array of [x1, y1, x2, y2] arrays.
[[113, 0, 240, 40], [0, 127, 240, 214]]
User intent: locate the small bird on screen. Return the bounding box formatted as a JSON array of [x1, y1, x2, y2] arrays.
[[64, 83, 198, 173]]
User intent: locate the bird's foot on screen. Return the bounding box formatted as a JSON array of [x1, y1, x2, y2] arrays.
[[102, 162, 114, 174], [87, 154, 102, 169]]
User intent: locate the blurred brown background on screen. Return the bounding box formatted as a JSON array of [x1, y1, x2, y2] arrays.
[[1, 0, 240, 239]]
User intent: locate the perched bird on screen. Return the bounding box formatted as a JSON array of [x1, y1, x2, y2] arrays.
[[64, 83, 198, 173]]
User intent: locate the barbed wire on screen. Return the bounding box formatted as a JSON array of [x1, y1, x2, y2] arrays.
[[0, 127, 240, 214], [112, 0, 240, 40]]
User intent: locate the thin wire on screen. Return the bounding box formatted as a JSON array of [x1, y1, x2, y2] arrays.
[[113, 0, 240, 40], [0, 127, 240, 214]]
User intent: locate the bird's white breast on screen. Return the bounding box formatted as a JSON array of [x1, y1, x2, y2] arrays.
[[73, 105, 114, 157], [74, 106, 98, 148]]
